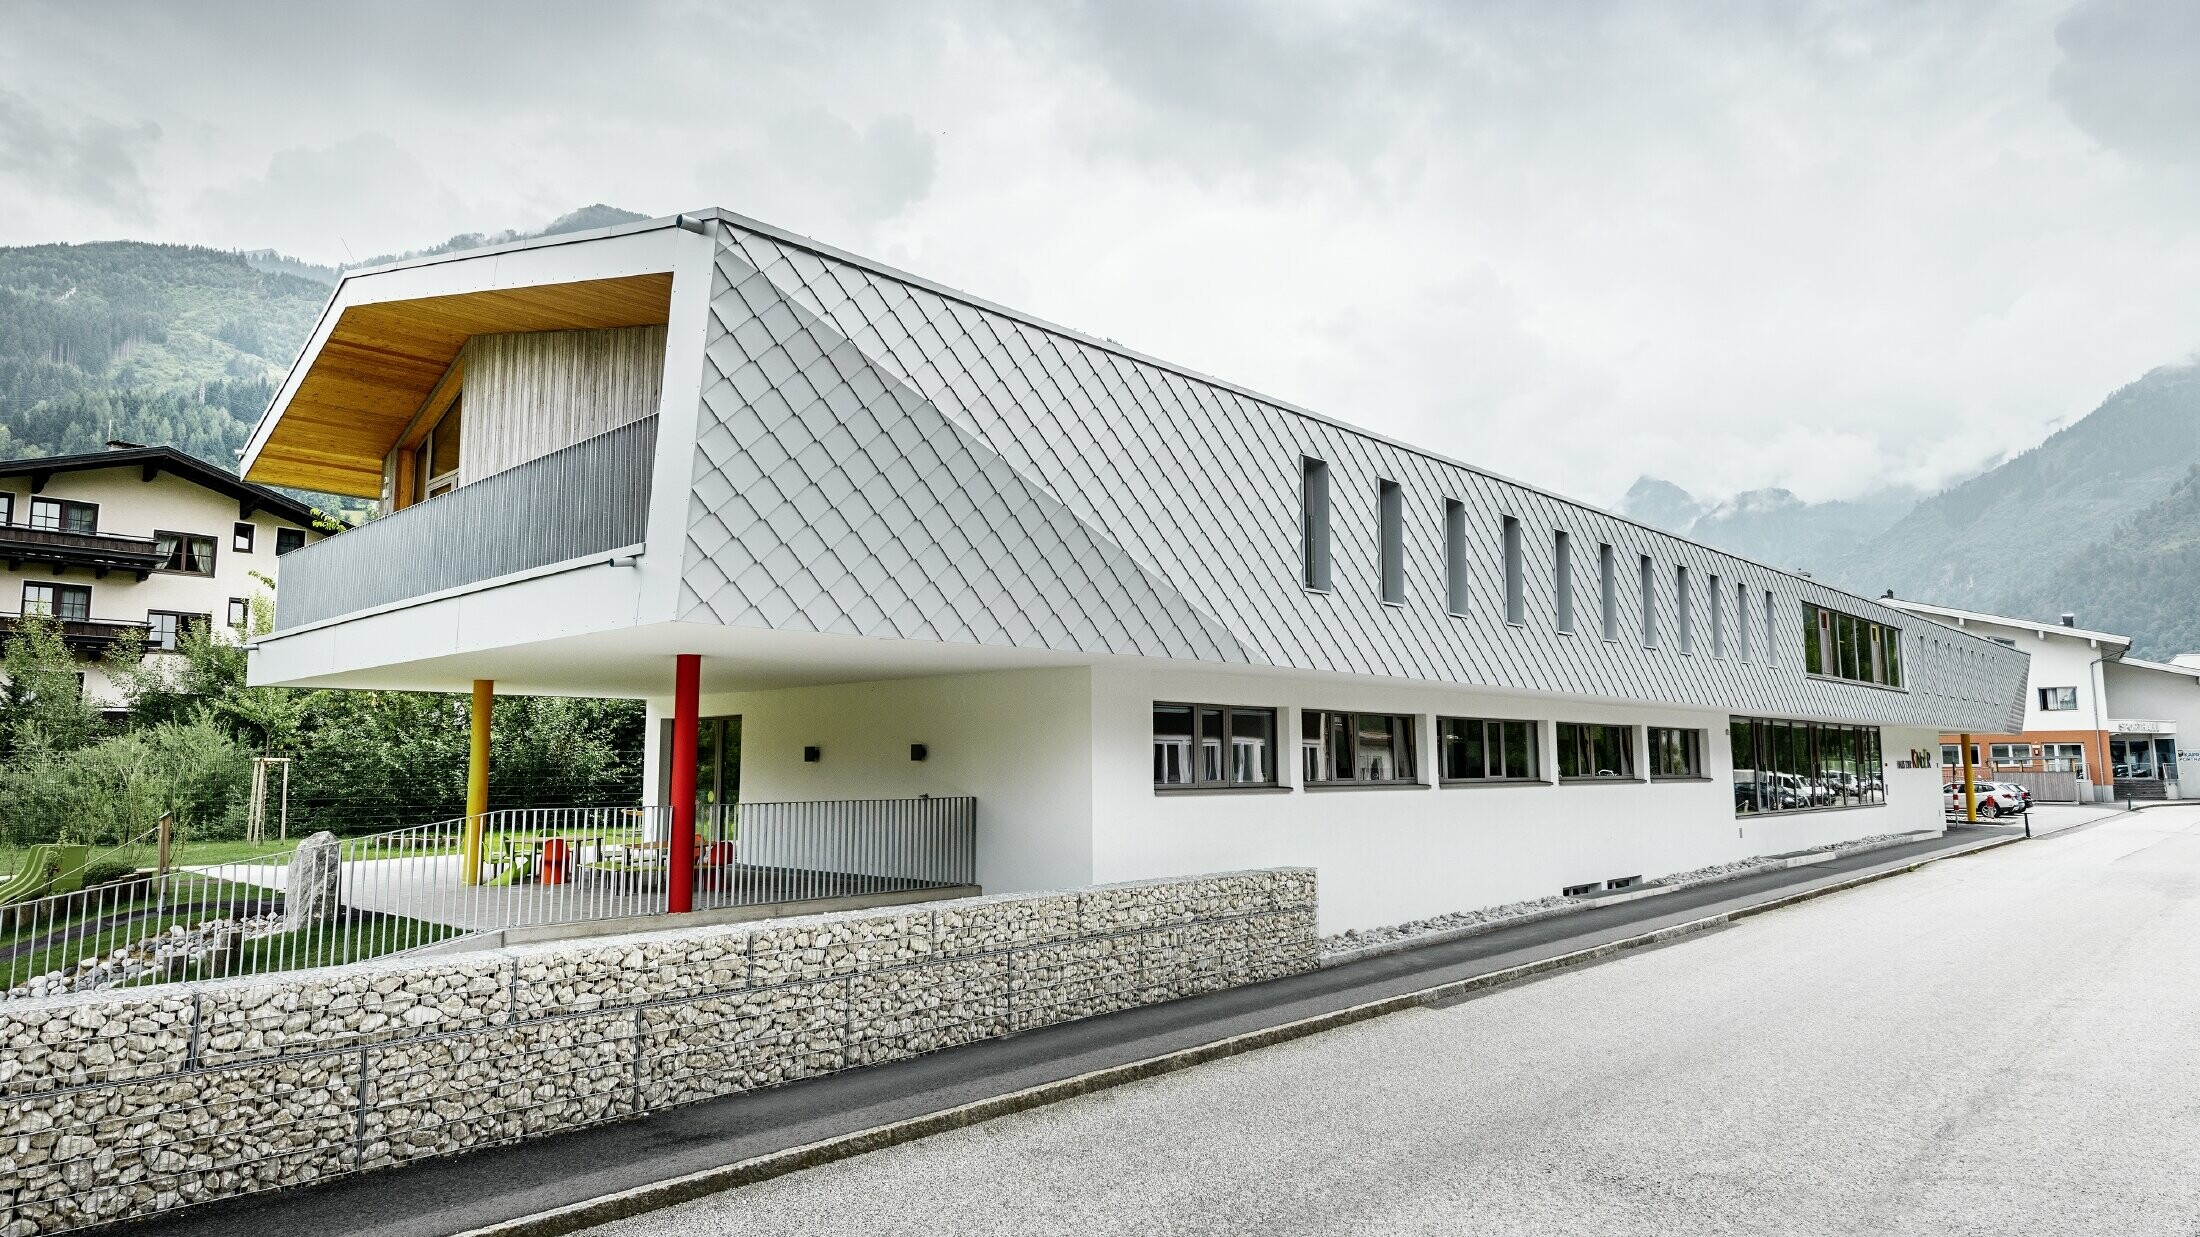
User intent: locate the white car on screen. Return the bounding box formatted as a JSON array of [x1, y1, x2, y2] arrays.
[[1943, 780, 2024, 818]]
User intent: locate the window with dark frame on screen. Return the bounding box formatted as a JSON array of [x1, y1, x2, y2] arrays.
[[1301, 710, 1418, 785], [1737, 581, 1751, 661], [1677, 564, 1694, 654], [1730, 717, 1886, 814], [22, 581, 90, 620], [1377, 479, 1404, 605], [1554, 531, 1574, 634], [1599, 543, 1618, 640], [1801, 602, 1904, 688], [1444, 499, 1468, 616], [233, 522, 256, 553], [1556, 722, 1636, 781], [1501, 516, 1524, 625], [2038, 686, 2078, 711], [146, 610, 209, 653], [1639, 555, 1656, 648], [1300, 457, 1331, 591], [226, 597, 250, 629], [1152, 703, 1279, 788], [29, 498, 97, 534], [154, 531, 217, 576], [1439, 717, 1540, 782], [1709, 573, 1725, 657], [275, 527, 307, 555], [0, 493, 12, 525], [1649, 727, 1704, 779]]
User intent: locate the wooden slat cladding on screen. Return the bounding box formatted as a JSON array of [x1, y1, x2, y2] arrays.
[[461, 325, 668, 484], [248, 273, 673, 496]]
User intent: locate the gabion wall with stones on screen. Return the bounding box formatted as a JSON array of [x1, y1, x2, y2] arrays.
[[0, 868, 1316, 1236]]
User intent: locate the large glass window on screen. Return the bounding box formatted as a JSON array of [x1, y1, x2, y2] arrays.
[[1649, 727, 1704, 779], [1801, 603, 1905, 688], [420, 397, 465, 500], [1439, 717, 1540, 782], [1731, 717, 1885, 814], [1556, 722, 1636, 781], [1301, 710, 1417, 785], [154, 531, 217, 576], [22, 582, 90, 620], [1154, 703, 1279, 789]]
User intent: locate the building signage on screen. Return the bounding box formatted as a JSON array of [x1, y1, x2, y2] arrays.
[[2110, 719, 2176, 734]]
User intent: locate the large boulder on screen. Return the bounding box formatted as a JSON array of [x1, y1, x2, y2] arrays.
[[286, 832, 344, 928]]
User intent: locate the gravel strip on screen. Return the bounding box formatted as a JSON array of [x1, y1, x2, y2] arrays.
[[1320, 832, 1919, 960]]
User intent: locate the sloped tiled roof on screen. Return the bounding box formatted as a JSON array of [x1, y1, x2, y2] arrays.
[[679, 215, 2028, 732]]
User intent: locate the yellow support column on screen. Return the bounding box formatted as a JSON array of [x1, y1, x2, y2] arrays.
[[462, 679, 492, 885], [1959, 732, 1977, 824]]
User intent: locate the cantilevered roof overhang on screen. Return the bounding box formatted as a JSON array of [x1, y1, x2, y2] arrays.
[[241, 217, 687, 497]]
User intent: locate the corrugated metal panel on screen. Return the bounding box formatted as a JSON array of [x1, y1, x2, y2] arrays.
[[681, 226, 2028, 731], [278, 416, 658, 629]]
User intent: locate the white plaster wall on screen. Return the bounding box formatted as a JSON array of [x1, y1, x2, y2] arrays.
[[1087, 664, 1944, 934], [2103, 661, 2200, 775], [643, 666, 1096, 896]]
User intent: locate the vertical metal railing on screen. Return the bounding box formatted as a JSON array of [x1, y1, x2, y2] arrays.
[[2, 797, 977, 1000]]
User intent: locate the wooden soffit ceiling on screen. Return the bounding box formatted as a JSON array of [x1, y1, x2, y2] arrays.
[[247, 273, 674, 496]]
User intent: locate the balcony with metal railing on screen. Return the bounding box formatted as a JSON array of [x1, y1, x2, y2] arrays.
[[271, 415, 659, 631]]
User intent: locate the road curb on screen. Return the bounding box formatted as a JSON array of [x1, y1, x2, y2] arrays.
[[452, 830, 2021, 1237]]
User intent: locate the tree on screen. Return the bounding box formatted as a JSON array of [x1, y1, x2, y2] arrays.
[[0, 616, 104, 757]]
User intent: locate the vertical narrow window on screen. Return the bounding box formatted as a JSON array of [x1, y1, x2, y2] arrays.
[[1553, 531, 1575, 634], [1377, 479, 1403, 605], [1300, 456, 1331, 591], [1737, 581, 1751, 662], [1709, 573, 1724, 657], [1444, 500, 1468, 616], [1599, 543, 1617, 641], [1501, 516, 1524, 625], [1639, 554, 1656, 648], [1764, 590, 1777, 667], [1677, 565, 1694, 654]]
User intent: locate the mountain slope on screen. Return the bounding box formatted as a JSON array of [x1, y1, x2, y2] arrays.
[[2025, 465, 2200, 658], [242, 204, 650, 285], [1618, 478, 1916, 574]]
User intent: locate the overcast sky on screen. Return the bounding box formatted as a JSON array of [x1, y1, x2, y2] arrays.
[[3, 0, 2196, 508]]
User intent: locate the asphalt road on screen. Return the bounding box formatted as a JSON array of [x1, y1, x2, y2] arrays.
[[583, 807, 2200, 1237]]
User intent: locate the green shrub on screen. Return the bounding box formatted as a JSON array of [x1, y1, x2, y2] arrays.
[[79, 858, 141, 886]]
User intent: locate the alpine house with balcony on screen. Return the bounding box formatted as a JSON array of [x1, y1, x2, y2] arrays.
[[240, 209, 2030, 933], [0, 443, 322, 707]]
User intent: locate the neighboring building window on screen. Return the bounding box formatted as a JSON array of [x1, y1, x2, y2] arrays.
[[1801, 602, 1904, 687], [1599, 543, 1618, 641], [1501, 516, 1524, 625], [2038, 686, 2078, 711], [233, 522, 256, 553], [1554, 531, 1575, 634], [1709, 573, 1724, 658], [1301, 710, 1418, 785], [146, 611, 209, 652], [276, 527, 307, 555], [226, 597, 250, 629], [29, 498, 97, 534], [1439, 717, 1540, 782], [154, 531, 217, 576], [2043, 742, 2086, 773], [1556, 722, 1637, 781], [1731, 717, 1886, 814], [1377, 479, 1404, 605], [1940, 743, 1960, 768], [0, 492, 12, 525], [22, 582, 91, 620], [1443, 499, 1468, 616], [1989, 743, 2034, 766], [1152, 703, 1278, 788], [1639, 555, 1656, 648]]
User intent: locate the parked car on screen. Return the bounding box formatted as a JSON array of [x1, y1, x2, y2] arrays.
[[1943, 780, 2025, 818], [1994, 781, 2034, 811]]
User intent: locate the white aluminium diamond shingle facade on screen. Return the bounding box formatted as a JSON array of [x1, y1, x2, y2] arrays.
[[679, 212, 2027, 733]]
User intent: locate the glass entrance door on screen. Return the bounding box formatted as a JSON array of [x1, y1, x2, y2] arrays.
[[661, 715, 740, 838]]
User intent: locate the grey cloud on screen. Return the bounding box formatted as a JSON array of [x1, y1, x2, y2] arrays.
[[0, 91, 159, 215], [2052, 0, 2200, 165]]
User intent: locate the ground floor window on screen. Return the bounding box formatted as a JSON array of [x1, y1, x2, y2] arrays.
[[1989, 742, 2034, 769], [1732, 718, 1884, 814], [2109, 735, 2177, 782], [1439, 717, 1539, 782], [1302, 710, 1418, 785], [1556, 722, 1636, 781], [2041, 742, 2086, 774], [1153, 703, 1279, 788], [1648, 727, 1704, 780]]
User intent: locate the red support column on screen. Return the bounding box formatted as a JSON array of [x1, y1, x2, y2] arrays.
[[668, 654, 700, 913]]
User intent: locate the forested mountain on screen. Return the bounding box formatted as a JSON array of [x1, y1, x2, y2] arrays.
[[1625, 359, 2200, 657], [1619, 478, 1918, 575], [0, 205, 647, 502]]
